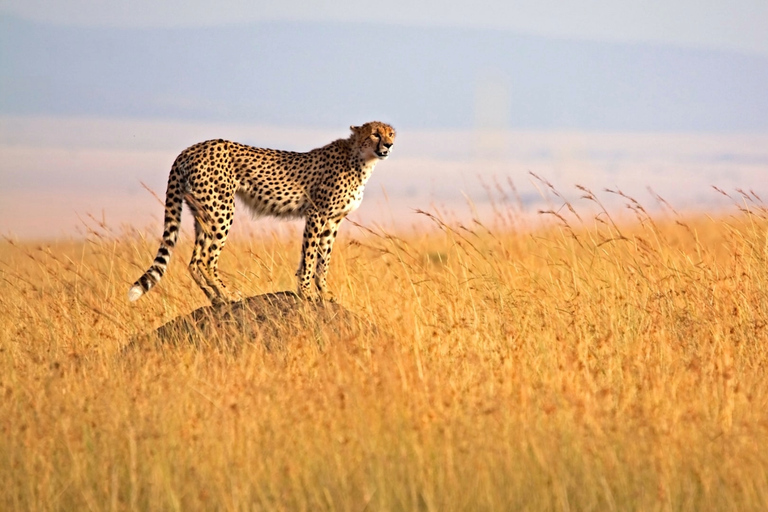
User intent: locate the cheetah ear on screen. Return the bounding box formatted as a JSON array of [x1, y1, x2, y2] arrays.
[[350, 125, 360, 133]]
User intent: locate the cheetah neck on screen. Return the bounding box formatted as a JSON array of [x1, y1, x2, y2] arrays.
[[349, 154, 378, 185]]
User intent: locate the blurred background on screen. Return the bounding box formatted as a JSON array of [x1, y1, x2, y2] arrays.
[[1, 0, 768, 238]]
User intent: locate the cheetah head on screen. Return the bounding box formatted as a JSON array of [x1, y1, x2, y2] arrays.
[[351, 121, 396, 161]]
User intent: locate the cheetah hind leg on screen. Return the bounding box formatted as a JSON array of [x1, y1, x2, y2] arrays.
[[188, 238, 241, 305], [187, 221, 225, 304], [201, 218, 242, 304], [185, 194, 241, 305]]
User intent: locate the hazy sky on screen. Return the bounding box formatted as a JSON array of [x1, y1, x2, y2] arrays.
[[2, 0, 767, 238], [2, 0, 767, 55]]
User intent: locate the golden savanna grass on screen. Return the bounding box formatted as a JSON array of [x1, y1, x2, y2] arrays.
[[2, 182, 768, 511]]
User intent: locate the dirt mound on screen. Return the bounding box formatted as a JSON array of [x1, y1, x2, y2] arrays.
[[127, 291, 378, 351]]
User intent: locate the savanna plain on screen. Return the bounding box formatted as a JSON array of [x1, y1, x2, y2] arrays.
[[2, 183, 768, 511]]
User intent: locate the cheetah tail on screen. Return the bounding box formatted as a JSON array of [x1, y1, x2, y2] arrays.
[[127, 186, 186, 302]]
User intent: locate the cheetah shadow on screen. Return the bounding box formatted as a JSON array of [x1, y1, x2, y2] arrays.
[[124, 291, 380, 353]]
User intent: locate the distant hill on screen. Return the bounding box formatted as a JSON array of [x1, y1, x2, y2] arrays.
[[2, 15, 767, 131]]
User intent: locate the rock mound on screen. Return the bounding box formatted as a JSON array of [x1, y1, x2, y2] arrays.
[[127, 291, 378, 351]]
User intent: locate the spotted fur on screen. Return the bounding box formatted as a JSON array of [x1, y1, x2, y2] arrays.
[[128, 121, 396, 304]]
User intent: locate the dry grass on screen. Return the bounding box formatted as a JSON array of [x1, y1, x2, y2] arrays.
[[2, 182, 768, 511]]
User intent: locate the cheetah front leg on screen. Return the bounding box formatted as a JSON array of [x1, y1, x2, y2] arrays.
[[314, 216, 343, 299], [296, 210, 324, 299]]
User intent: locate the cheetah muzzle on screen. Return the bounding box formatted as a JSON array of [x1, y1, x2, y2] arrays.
[[128, 121, 396, 304]]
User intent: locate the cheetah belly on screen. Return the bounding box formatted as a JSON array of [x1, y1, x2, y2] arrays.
[[235, 188, 307, 219]]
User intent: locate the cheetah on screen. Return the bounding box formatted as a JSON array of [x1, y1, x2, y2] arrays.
[[128, 121, 396, 304]]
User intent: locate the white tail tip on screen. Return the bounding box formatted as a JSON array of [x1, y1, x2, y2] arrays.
[[127, 285, 144, 302]]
